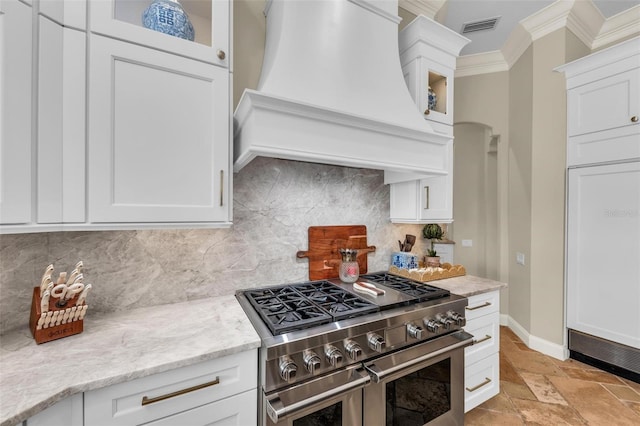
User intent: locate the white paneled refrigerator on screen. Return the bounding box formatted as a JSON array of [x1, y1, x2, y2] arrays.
[[566, 161, 640, 375]]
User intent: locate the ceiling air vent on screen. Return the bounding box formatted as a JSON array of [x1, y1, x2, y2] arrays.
[[461, 16, 501, 34]]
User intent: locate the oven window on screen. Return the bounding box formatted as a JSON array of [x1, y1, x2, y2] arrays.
[[293, 401, 342, 426], [385, 358, 451, 425]]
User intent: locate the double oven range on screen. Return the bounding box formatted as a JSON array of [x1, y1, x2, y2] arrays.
[[236, 272, 473, 426]]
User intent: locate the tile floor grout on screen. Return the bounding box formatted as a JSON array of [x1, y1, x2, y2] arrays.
[[465, 326, 640, 425]]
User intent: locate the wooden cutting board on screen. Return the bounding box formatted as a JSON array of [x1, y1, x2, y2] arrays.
[[296, 225, 376, 280]]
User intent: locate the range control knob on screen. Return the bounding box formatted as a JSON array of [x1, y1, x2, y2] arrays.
[[279, 356, 297, 382], [424, 318, 441, 333], [407, 323, 424, 339], [447, 310, 466, 326], [303, 350, 321, 374], [436, 313, 455, 330], [367, 332, 386, 352], [344, 340, 363, 360], [325, 345, 343, 367]]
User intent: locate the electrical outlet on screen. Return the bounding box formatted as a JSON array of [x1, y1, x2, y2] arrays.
[[516, 252, 525, 265], [462, 239, 473, 247]]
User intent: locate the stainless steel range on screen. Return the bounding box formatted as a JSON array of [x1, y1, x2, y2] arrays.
[[236, 271, 474, 426]]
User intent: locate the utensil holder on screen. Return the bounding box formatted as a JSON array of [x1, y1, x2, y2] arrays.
[[29, 287, 85, 344]]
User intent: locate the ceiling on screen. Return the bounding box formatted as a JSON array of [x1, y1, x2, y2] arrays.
[[401, 0, 640, 55]]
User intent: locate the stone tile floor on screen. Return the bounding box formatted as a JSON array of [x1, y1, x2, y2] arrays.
[[465, 326, 640, 425]]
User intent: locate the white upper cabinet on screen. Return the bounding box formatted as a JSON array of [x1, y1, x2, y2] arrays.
[[0, 0, 233, 233], [88, 34, 230, 224], [0, 0, 33, 226], [90, 0, 230, 68], [557, 36, 640, 166], [388, 15, 469, 224]]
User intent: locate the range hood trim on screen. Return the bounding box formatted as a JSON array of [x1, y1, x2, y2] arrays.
[[234, 90, 452, 174]]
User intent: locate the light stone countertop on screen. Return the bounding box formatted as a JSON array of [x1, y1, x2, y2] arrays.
[[430, 274, 507, 297], [0, 295, 260, 426]]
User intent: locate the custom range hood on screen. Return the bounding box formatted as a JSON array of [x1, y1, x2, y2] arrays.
[[233, 0, 451, 175]]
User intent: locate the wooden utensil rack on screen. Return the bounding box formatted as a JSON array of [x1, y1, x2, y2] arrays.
[[29, 286, 85, 344]]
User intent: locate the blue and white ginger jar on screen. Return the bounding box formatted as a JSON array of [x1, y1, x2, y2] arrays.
[[427, 86, 437, 111], [142, 0, 195, 41]]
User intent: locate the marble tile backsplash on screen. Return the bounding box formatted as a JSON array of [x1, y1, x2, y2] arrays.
[[0, 158, 428, 335]]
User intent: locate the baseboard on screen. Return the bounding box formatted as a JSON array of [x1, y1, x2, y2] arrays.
[[505, 315, 568, 361]]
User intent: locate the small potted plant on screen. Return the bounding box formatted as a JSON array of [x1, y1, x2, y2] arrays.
[[422, 223, 443, 267]]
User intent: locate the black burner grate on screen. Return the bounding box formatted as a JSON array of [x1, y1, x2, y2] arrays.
[[360, 272, 450, 302], [245, 281, 378, 335]]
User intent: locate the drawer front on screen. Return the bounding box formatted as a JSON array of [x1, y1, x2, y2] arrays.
[[464, 352, 500, 413], [464, 291, 499, 321], [464, 311, 500, 366], [85, 350, 257, 426], [146, 388, 257, 426]]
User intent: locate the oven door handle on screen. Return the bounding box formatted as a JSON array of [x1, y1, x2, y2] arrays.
[[265, 367, 371, 423], [364, 332, 473, 383]]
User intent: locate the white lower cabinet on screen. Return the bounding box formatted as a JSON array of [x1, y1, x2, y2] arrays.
[[83, 350, 257, 426], [464, 290, 500, 412], [25, 393, 83, 426]]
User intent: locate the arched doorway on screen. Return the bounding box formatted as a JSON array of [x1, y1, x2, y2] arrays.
[[451, 122, 499, 280]]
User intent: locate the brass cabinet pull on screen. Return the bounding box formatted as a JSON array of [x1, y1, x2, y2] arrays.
[[216, 49, 226, 60], [424, 109, 430, 115], [466, 377, 492, 392], [632, 116, 639, 123], [472, 334, 492, 345], [465, 301, 491, 311], [424, 186, 430, 209], [219, 170, 224, 207], [141, 377, 220, 406]]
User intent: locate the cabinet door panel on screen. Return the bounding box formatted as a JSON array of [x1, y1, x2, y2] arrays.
[[568, 68, 640, 137], [89, 35, 229, 223], [37, 17, 86, 224], [0, 0, 32, 225], [566, 162, 640, 348]]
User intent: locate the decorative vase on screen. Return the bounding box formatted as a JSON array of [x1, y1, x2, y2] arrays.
[[427, 86, 437, 111], [338, 249, 359, 283], [142, 0, 195, 41], [391, 252, 419, 270]]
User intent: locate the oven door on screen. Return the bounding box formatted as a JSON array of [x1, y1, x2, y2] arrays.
[[263, 364, 370, 426], [363, 330, 473, 426]]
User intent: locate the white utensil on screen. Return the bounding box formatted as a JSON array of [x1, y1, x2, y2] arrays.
[[66, 269, 81, 287], [51, 284, 67, 300], [36, 313, 46, 330], [76, 284, 92, 306], [40, 276, 52, 293], [40, 290, 51, 313], [68, 306, 77, 322], [72, 307, 82, 321], [353, 282, 379, 297], [40, 264, 54, 287], [43, 312, 53, 328], [78, 305, 88, 320], [74, 261, 83, 273], [51, 311, 60, 326], [56, 271, 67, 284], [66, 282, 84, 300]]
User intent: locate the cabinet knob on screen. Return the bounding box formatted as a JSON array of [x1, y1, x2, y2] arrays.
[[216, 49, 226, 60], [424, 108, 430, 115], [632, 116, 638, 123]]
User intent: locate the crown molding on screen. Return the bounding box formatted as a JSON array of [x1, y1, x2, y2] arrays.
[[455, 51, 509, 78], [593, 4, 640, 50], [456, 0, 638, 77], [398, 0, 445, 19]]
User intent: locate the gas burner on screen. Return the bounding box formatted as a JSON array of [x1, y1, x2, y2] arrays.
[[360, 272, 450, 302], [245, 281, 378, 335]]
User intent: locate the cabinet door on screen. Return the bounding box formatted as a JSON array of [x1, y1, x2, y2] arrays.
[[568, 68, 640, 137], [37, 16, 86, 224], [88, 34, 230, 224], [90, 0, 230, 68], [566, 162, 640, 349], [26, 393, 83, 426], [418, 174, 452, 222], [0, 0, 32, 225]]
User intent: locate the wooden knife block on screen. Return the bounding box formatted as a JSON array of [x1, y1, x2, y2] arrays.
[[29, 287, 84, 344]]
